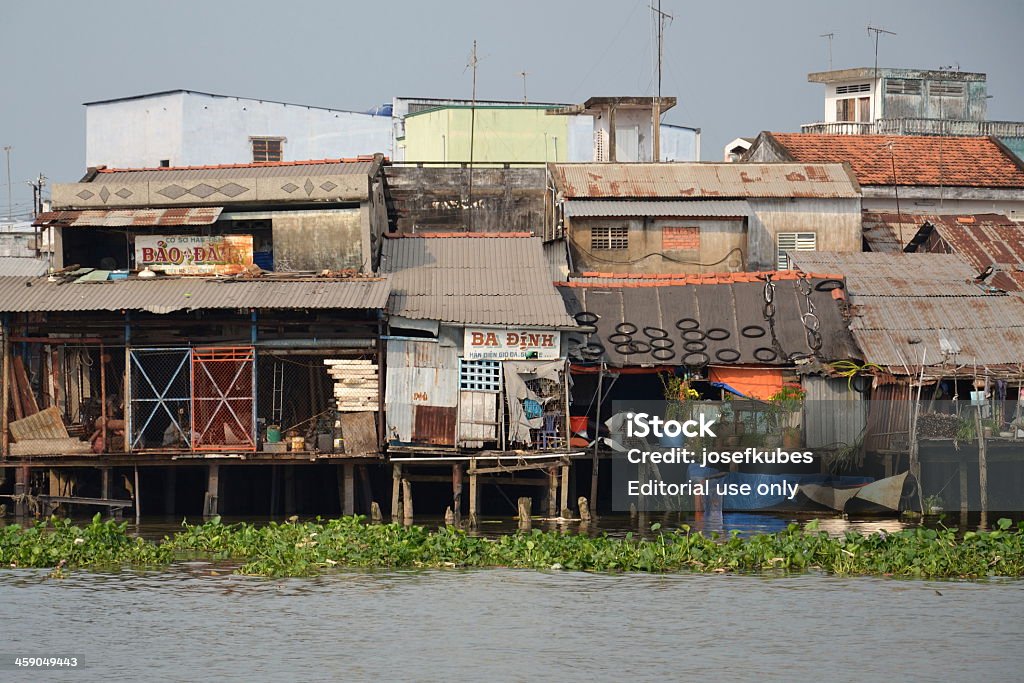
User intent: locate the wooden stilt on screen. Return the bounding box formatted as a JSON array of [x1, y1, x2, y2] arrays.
[[560, 463, 570, 517], [358, 465, 373, 515], [391, 463, 402, 521], [468, 457, 479, 527], [975, 410, 988, 528], [164, 466, 176, 517], [402, 477, 413, 523], [203, 464, 219, 517], [451, 463, 462, 524], [578, 496, 591, 524], [343, 463, 355, 516], [547, 466, 557, 518], [269, 465, 280, 516], [517, 496, 532, 530], [14, 465, 28, 518], [959, 459, 969, 524], [134, 465, 141, 524]]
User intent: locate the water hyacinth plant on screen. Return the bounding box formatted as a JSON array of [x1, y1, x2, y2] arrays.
[[2, 515, 1023, 579]]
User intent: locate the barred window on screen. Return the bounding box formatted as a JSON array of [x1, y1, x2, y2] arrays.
[[777, 232, 816, 270], [459, 359, 501, 392], [885, 78, 923, 95], [251, 137, 285, 162], [591, 225, 628, 250]]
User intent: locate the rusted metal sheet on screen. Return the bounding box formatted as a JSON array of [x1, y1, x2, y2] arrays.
[[384, 339, 458, 444], [803, 376, 867, 450], [0, 276, 390, 313], [904, 213, 1024, 291], [865, 385, 913, 452], [33, 207, 223, 228], [549, 162, 860, 199], [380, 235, 577, 327], [413, 405, 457, 445], [563, 199, 753, 217]]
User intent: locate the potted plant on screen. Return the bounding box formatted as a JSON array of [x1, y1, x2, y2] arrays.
[[658, 372, 697, 447], [768, 383, 805, 449]]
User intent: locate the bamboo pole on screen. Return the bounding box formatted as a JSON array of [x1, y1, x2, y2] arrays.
[[134, 465, 141, 524], [2, 318, 10, 458], [974, 408, 989, 528], [589, 363, 604, 515], [468, 457, 479, 527]]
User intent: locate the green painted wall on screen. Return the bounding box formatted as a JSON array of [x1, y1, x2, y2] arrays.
[[401, 106, 571, 164]]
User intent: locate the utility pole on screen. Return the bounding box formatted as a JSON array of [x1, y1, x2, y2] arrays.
[[867, 25, 896, 78], [820, 32, 836, 70], [520, 70, 529, 103], [466, 40, 479, 232], [3, 146, 11, 224], [651, 1, 672, 162]]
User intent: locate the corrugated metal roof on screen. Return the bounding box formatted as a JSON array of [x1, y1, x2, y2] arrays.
[[33, 207, 222, 228], [549, 163, 860, 199], [379, 235, 576, 328], [790, 251, 1024, 371], [905, 213, 1024, 291], [0, 276, 390, 314], [543, 239, 570, 282], [91, 158, 380, 183], [563, 199, 753, 217], [557, 275, 858, 367], [0, 258, 48, 277]]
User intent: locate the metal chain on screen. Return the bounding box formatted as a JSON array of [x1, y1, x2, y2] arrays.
[[797, 273, 823, 355], [762, 274, 784, 357]]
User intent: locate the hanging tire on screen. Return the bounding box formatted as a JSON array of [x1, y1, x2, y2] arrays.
[[651, 348, 676, 361], [706, 328, 730, 341], [615, 322, 638, 335], [814, 278, 844, 292], [741, 325, 766, 338], [643, 326, 669, 340], [574, 311, 599, 325], [682, 351, 710, 367], [715, 348, 741, 363], [650, 338, 674, 349], [682, 329, 706, 342], [753, 347, 778, 362], [608, 333, 632, 345], [675, 317, 700, 331], [683, 340, 707, 353]]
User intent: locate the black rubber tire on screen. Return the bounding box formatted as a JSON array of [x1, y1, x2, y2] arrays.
[[650, 338, 674, 349], [579, 343, 605, 357], [675, 317, 700, 331], [643, 326, 669, 340], [741, 325, 766, 338], [682, 351, 710, 367], [682, 329, 707, 342], [615, 322, 638, 335], [608, 333, 633, 345], [753, 347, 778, 362], [615, 341, 651, 355], [814, 278, 844, 292], [683, 340, 707, 353], [705, 328, 730, 341], [715, 348, 741, 363], [574, 311, 599, 325], [651, 348, 676, 361]]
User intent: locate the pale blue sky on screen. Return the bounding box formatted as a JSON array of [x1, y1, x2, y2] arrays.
[[1, 0, 1021, 218]]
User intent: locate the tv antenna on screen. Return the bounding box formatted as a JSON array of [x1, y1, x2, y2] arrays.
[[867, 25, 896, 77], [465, 41, 479, 230], [519, 70, 529, 103], [820, 32, 836, 70], [650, 0, 673, 162]]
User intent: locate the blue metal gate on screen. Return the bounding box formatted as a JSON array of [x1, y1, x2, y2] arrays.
[[128, 347, 192, 451]]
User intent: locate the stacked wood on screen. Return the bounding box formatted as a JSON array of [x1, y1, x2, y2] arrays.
[[8, 406, 92, 456], [323, 359, 379, 412], [916, 412, 961, 439]]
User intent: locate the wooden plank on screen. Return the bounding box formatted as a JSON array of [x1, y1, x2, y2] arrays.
[[10, 406, 69, 441], [10, 437, 92, 456], [12, 356, 37, 417], [339, 412, 378, 455]]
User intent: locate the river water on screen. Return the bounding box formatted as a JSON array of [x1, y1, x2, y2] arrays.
[[1, 513, 1022, 681]]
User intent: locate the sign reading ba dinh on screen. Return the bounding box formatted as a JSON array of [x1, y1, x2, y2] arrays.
[[135, 234, 254, 275], [464, 327, 561, 360]]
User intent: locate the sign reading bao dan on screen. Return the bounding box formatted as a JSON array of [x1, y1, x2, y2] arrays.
[[464, 327, 561, 361], [135, 234, 253, 275]]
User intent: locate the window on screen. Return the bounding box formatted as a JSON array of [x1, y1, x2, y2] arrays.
[[776, 232, 816, 270], [591, 225, 628, 250], [836, 83, 871, 95], [836, 97, 871, 122], [459, 359, 501, 392], [930, 82, 964, 97], [159, 159, 170, 168], [885, 78, 923, 95], [251, 137, 285, 162]]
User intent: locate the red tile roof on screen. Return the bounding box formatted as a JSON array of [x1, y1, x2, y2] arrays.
[[559, 270, 845, 287], [768, 134, 1024, 188], [95, 156, 382, 173]]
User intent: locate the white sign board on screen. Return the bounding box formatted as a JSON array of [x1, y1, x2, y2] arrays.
[[464, 328, 561, 361]]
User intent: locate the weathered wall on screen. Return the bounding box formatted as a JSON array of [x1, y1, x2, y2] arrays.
[[567, 217, 747, 274], [748, 197, 863, 270], [861, 188, 1024, 222], [87, 92, 391, 168], [383, 166, 547, 234], [272, 209, 363, 271]]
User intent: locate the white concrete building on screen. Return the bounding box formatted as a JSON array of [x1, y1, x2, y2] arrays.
[[85, 90, 392, 169]]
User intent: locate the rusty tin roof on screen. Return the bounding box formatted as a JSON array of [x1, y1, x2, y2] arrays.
[[33, 207, 223, 228]]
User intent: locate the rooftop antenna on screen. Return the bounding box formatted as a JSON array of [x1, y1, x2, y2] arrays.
[[465, 40, 479, 231], [867, 25, 896, 78], [519, 70, 529, 103], [820, 32, 836, 70], [2, 146, 11, 224], [650, 0, 673, 162]]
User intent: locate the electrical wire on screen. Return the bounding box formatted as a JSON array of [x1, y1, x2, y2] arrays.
[[567, 232, 746, 269]]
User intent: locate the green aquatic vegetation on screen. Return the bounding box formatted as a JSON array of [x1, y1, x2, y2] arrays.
[[0, 514, 171, 570], [3, 515, 1024, 579]]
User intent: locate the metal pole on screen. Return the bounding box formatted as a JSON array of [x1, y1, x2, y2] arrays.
[[467, 40, 478, 232], [3, 146, 11, 223], [589, 362, 605, 511]]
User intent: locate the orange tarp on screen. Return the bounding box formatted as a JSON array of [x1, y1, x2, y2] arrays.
[[709, 367, 784, 400]]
